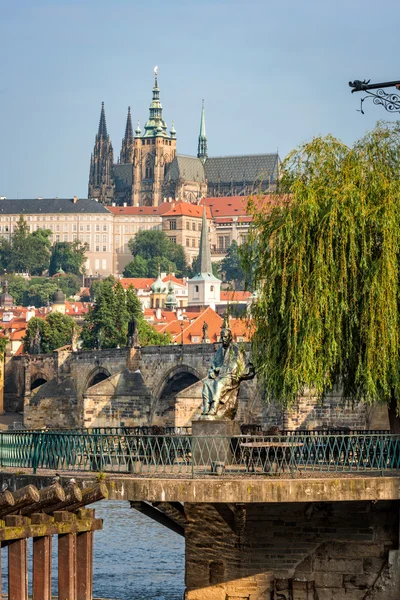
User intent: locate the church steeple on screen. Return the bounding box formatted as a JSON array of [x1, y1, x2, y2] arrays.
[[199, 204, 212, 274], [88, 101, 115, 204], [197, 100, 208, 162], [143, 66, 168, 138], [120, 106, 134, 163], [187, 204, 221, 307]]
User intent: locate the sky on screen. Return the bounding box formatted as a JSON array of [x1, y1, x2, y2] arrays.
[[1, 0, 399, 199]]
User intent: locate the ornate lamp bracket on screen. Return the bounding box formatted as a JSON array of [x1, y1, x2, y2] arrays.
[[349, 79, 400, 114]]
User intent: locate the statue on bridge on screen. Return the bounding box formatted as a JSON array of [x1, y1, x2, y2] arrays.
[[201, 321, 255, 420], [127, 316, 140, 348]]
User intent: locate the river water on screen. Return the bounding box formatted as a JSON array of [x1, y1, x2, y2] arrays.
[[1, 500, 186, 600], [92, 500, 185, 599]]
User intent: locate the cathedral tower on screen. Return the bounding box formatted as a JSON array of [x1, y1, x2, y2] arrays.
[[88, 102, 115, 203], [120, 106, 134, 163], [197, 100, 208, 162], [132, 67, 177, 206]]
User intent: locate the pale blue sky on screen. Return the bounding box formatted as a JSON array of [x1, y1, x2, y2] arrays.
[[0, 0, 398, 198]]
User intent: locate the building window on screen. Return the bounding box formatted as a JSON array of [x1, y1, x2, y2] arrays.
[[102, 259, 106, 269], [95, 224, 100, 232], [103, 225, 107, 231], [95, 235, 100, 242], [198, 223, 202, 231], [192, 239, 196, 247], [102, 245, 107, 252], [56, 225, 60, 232], [195, 285, 199, 293], [72, 234, 77, 241], [192, 222, 196, 231], [210, 286, 214, 292], [116, 226, 120, 233], [169, 220, 176, 230], [86, 225, 91, 231], [64, 234, 68, 241], [95, 245, 99, 252], [186, 239, 189, 247], [102, 235, 107, 243], [192, 336, 200, 343], [95, 259, 100, 270], [73, 224, 77, 232], [64, 224, 68, 232], [170, 237, 176, 244]]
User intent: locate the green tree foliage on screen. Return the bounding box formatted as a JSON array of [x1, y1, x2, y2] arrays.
[[23, 313, 76, 354], [189, 256, 221, 279], [24, 281, 58, 307], [244, 122, 400, 431], [220, 241, 246, 288], [49, 241, 88, 276], [5, 217, 52, 275], [81, 278, 170, 349], [125, 230, 188, 277], [5, 275, 29, 306]]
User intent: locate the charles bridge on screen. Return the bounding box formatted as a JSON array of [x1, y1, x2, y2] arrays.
[[1, 343, 399, 599]]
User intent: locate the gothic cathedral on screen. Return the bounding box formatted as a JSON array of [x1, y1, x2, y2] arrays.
[[88, 68, 280, 206]]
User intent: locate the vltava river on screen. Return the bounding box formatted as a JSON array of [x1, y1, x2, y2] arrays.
[[93, 500, 185, 599]]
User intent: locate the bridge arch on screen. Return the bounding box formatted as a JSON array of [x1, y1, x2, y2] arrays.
[[30, 375, 48, 391], [85, 367, 112, 390], [151, 364, 203, 425]]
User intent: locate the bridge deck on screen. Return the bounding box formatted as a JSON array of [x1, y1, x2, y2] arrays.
[[0, 472, 399, 503]]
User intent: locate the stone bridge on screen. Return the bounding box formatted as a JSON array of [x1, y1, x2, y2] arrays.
[[5, 344, 261, 429]]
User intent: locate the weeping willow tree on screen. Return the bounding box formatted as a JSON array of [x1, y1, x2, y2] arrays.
[[244, 122, 400, 432]]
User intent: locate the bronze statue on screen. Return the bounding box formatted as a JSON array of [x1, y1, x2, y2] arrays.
[[201, 324, 255, 420]]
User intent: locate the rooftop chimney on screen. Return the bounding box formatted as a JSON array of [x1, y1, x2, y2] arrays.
[[73, 196, 78, 204]]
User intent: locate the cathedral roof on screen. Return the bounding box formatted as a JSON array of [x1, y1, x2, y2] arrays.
[[161, 202, 211, 218], [165, 155, 206, 183], [0, 198, 110, 214], [204, 153, 280, 184], [113, 163, 133, 192]]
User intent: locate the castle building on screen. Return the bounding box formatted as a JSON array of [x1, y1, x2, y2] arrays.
[[88, 68, 280, 207]]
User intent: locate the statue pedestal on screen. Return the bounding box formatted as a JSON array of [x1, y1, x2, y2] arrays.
[[192, 419, 241, 471]]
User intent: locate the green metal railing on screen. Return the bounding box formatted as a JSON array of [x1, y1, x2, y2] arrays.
[[1, 432, 400, 477]]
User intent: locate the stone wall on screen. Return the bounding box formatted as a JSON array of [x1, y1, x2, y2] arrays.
[[184, 500, 400, 600]]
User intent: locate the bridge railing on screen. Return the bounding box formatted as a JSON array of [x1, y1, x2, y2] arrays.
[[0, 432, 400, 477]]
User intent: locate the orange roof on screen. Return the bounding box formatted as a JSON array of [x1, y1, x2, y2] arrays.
[[120, 278, 156, 291], [159, 201, 212, 219], [10, 329, 26, 341], [220, 291, 251, 302], [107, 206, 160, 216], [201, 195, 282, 218], [161, 275, 186, 287], [65, 301, 89, 315]]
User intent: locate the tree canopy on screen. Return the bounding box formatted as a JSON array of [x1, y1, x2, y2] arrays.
[[23, 312, 76, 354], [124, 230, 188, 277], [4, 274, 81, 307], [220, 241, 246, 289], [0, 217, 52, 275], [244, 122, 400, 429], [49, 241, 88, 276], [81, 277, 170, 349]]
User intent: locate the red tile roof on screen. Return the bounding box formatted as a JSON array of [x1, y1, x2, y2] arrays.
[[220, 291, 251, 302], [107, 206, 160, 216], [159, 201, 212, 219], [120, 278, 156, 291]]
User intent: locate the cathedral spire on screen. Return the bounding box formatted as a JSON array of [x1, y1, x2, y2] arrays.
[[98, 101, 108, 138], [88, 101, 115, 203], [197, 100, 208, 162], [120, 106, 134, 163], [124, 106, 133, 141], [143, 66, 168, 138], [199, 205, 212, 274]]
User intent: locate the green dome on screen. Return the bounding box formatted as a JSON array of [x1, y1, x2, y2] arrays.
[[165, 281, 177, 309], [151, 274, 167, 294]]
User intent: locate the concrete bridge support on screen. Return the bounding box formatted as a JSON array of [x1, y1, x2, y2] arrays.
[[183, 500, 400, 600]]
